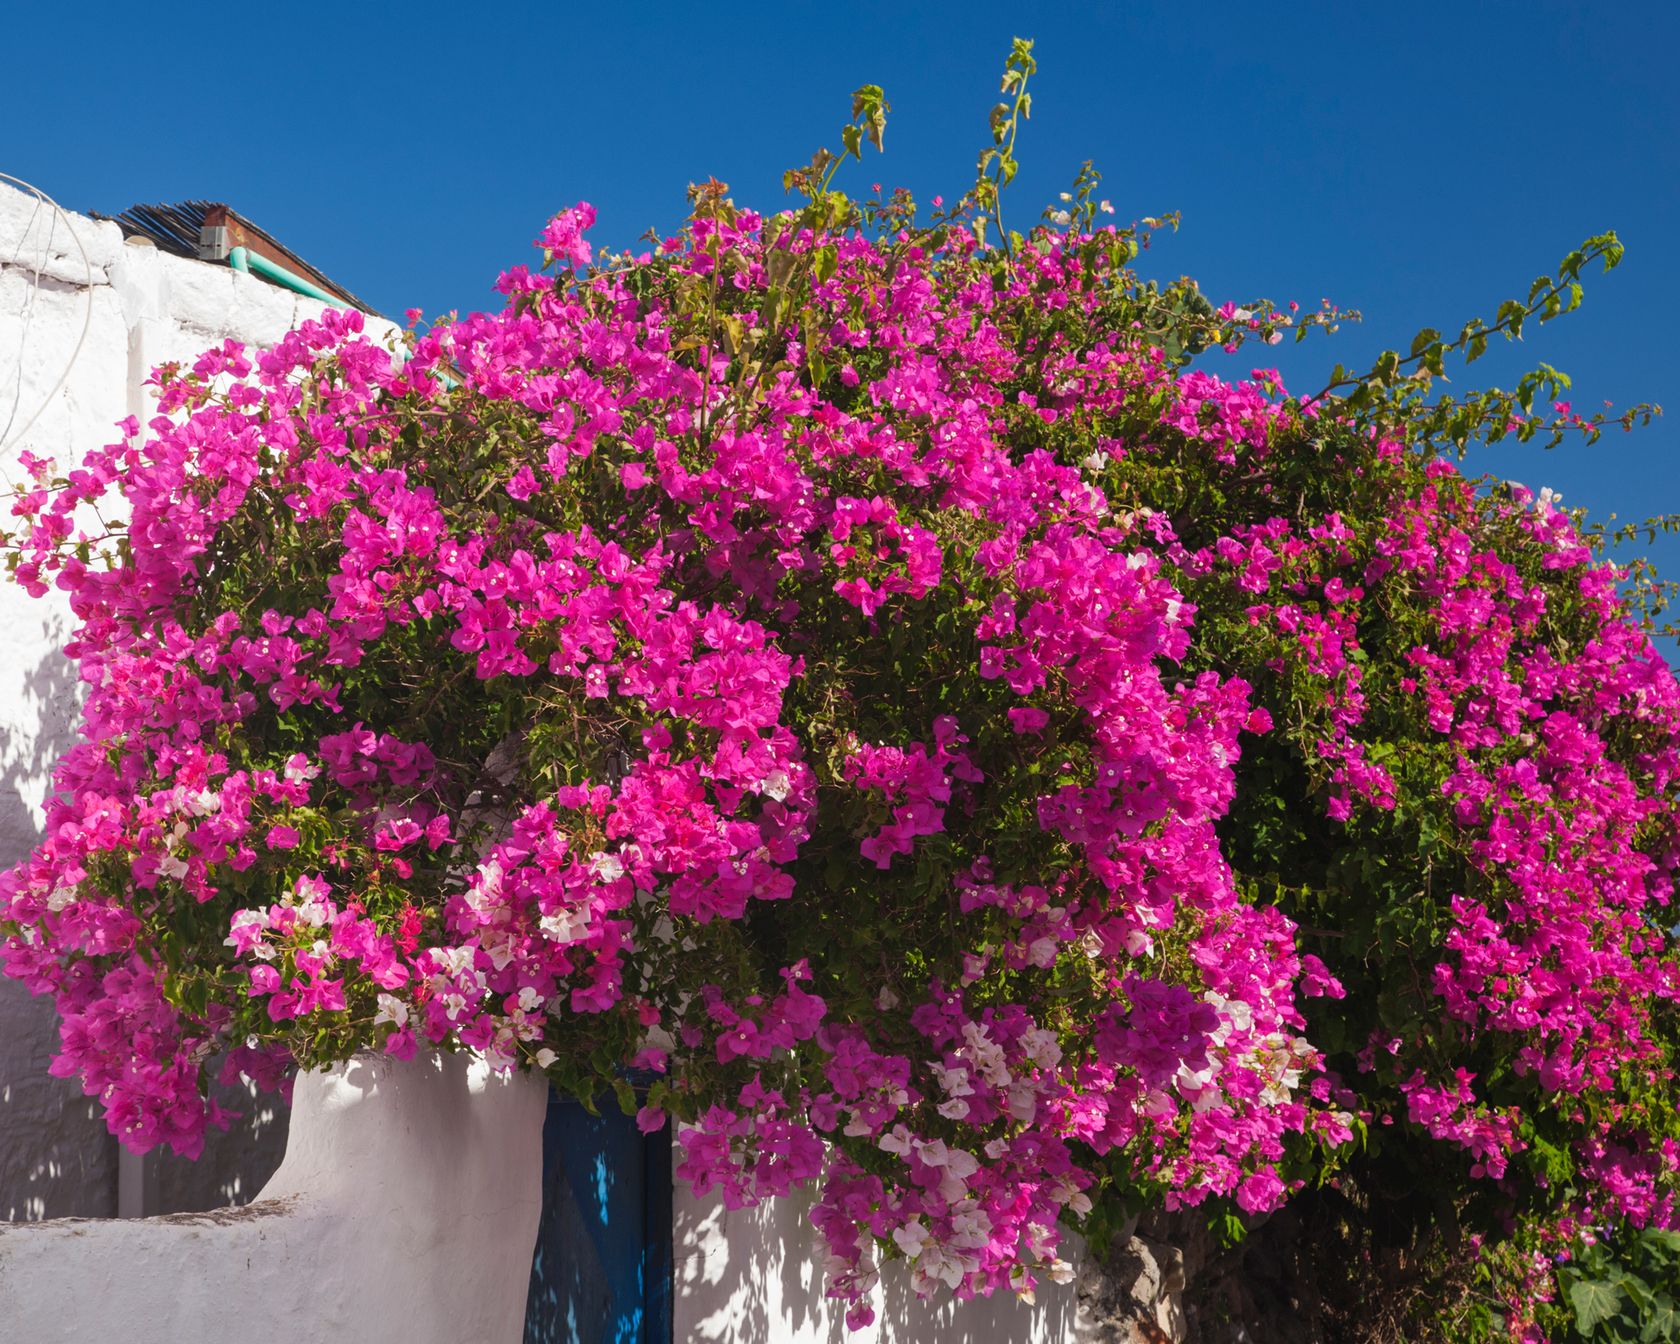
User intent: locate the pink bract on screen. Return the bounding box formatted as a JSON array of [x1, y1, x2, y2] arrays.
[[4, 189, 1677, 1330]]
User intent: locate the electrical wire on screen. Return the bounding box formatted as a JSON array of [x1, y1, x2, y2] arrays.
[[0, 172, 95, 489], [0, 189, 47, 446]]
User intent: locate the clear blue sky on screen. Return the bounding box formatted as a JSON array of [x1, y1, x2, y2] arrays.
[[9, 0, 1678, 645]]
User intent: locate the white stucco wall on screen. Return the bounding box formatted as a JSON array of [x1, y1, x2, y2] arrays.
[[0, 178, 395, 1222], [674, 1185, 1130, 1342], [0, 1051, 547, 1344]]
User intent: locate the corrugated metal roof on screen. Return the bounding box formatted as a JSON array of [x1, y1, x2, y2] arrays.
[[94, 200, 385, 318]]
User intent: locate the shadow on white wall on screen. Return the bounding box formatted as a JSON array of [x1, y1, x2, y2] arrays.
[[674, 1183, 1099, 1344], [0, 621, 115, 1222]]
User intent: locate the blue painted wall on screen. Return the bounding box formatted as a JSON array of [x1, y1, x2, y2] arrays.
[[524, 1093, 672, 1344]]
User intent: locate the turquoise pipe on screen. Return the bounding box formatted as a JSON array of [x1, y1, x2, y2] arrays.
[[228, 245, 350, 308], [228, 245, 459, 390]]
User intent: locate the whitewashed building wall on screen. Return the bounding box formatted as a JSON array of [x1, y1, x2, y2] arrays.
[[0, 178, 389, 1221]]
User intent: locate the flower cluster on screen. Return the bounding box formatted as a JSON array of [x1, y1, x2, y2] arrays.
[[4, 155, 1677, 1338]]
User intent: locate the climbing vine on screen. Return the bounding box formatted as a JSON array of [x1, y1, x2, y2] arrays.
[[3, 41, 1676, 1342]]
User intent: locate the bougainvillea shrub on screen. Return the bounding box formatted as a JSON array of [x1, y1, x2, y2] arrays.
[[4, 47, 1677, 1341]]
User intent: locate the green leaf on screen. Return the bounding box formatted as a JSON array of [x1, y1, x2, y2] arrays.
[[1571, 1278, 1625, 1336], [1619, 1275, 1656, 1312], [1640, 1295, 1679, 1343], [1213, 1211, 1247, 1248], [1640, 1229, 1680, 1257], [1410, 327, 1442, 357]]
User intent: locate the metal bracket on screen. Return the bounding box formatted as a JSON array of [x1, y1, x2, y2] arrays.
[[196, 224, 229, 262]]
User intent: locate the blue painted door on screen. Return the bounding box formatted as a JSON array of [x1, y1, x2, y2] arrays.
[[524, 1093, 673, 1344]]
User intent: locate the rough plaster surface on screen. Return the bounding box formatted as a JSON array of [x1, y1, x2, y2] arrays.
[[0, 980, 115, 1223], [1079, 1232, 1189, 1343], [0, 179, 398, 1222], [0, 1052, 548, 1343]]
